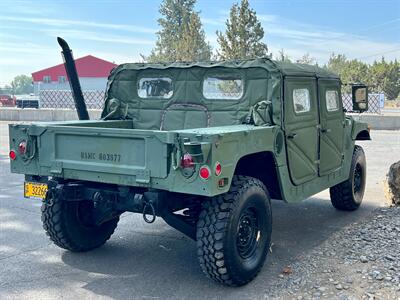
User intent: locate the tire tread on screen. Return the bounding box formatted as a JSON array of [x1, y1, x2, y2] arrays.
[[196, 175, 268, 286]]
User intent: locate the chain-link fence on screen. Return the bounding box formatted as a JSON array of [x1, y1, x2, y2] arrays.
[[39, 89, 384, 114], [40, 90, 105, 109], [342, 93, 382, 114]]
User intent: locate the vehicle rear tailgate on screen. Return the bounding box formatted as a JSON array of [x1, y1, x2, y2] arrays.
[[10, 124, 172, 184]]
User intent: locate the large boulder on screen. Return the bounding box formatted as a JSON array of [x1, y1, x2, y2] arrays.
[[384, 161, 400, 206]]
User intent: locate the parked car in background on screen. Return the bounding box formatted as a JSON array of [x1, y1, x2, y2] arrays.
[[0, 94, 16, 107]]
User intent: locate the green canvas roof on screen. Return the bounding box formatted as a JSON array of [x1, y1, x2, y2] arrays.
[[112, 57, 339, 79], [102, 57, 339, 129]]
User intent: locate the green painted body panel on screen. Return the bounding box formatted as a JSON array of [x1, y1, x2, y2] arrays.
[[284, 77, 319, 185], [8, 58, 369, 202]]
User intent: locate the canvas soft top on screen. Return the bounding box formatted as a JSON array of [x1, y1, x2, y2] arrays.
[[104, 58, 338, 79], [101, 58, 338, 130]]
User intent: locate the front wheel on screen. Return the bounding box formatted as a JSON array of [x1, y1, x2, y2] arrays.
[[41, 190, 119, 252], [330, 145, 366, 211], [196, 175, 272, 286]]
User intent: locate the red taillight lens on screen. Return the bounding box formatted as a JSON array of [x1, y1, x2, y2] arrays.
[[9, 150, 17, 160], [215, 162, 222, 176], [18, 141, 27, 154], [181, 153, 194, 168], [199, 166, 211, 180]]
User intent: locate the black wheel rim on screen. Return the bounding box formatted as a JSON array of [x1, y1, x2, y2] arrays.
[[353, 163, 363, 195], [236, 207, 260, 259]]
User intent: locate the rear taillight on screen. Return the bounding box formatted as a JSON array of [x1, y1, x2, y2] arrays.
[[199, 166, 211, 180], [181, 153, 195, 177], [215, 162, 222, 176], [9, 150, 16, 160], [18, 140, 27, 154], [181, 153, 194, 168]]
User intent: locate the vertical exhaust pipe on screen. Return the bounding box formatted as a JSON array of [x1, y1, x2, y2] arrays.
[[57, 37, 90, 120]]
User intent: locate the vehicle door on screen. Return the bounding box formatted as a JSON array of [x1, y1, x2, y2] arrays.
[[284, 77, 319, 185], [318, 79, 345, 176]]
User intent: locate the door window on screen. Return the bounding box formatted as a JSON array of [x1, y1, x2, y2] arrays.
[[326, 90, 339, 111], [293, 88, 311, 113]]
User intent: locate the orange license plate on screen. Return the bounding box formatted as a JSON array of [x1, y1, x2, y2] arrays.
[[24, 182, 48, 199]]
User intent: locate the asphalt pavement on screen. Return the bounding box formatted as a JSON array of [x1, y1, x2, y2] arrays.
[[0, 121, 399, 299]]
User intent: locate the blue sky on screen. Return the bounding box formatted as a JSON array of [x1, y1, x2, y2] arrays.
[[0, 0, 399, 86]]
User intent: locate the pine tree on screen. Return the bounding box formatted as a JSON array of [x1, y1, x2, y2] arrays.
[[216, 0, 268, 60], [275, 49, 291, 62], [369, 58, 400, 100], [296, 53, 316, 65], [147, 0, 211, 62]]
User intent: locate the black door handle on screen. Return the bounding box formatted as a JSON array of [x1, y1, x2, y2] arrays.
[[287, 133, 297, 139], [321, 128, 331, 133]]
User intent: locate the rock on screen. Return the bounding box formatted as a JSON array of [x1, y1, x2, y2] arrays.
[[360, 255, 368, 263], [336, 284, 343, 290], [383, 160, 400, 206], [385, 255, 395, 261], [375, 274, 384, 281], [282, 266, 293, 275]]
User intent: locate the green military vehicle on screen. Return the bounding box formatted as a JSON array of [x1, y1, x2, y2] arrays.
[[9, 39, 370, 286]]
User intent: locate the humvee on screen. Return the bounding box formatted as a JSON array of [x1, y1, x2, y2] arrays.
[[8, 39, 370, 286]]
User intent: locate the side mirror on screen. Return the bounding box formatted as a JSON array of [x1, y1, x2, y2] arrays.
[[352, 84, 368, 112]]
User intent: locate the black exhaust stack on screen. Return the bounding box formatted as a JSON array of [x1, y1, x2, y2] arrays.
[[57, 37, 89, 120]]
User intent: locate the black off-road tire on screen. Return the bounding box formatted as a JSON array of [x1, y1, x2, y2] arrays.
[[41, 191, 119, 252], [196, 175, 272, 286], [330, 145, 366, 211]]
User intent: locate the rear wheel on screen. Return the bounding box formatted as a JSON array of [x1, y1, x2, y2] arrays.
[[330, 145, 366, 211], [196, 175, 272, 286], [41, 189, 119, 252]]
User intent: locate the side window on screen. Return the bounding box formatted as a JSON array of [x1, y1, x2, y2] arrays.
[[326, 90, 339, 111], [293, 88, 311, 113], [203, 75, 243, 100], [43, 76, 51, 83], [137, 77, 173, 99]]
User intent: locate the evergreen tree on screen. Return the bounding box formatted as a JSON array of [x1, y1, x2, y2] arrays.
[[275, 49, 291, 62], [147, 0, 211, 62], [216, 0, 268, 60], [369, 58, 400, 100], [296, 53, 316, 65], [325, 54, 400, 100]]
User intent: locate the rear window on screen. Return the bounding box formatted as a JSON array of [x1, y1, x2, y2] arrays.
[[203, 75, 243, 100], [138, 77, 173, 99]]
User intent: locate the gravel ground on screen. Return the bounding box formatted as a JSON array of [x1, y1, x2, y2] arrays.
[[267, 206, 400, 300]]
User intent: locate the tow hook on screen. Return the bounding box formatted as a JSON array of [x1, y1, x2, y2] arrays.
[[142, 198, 156, 223]]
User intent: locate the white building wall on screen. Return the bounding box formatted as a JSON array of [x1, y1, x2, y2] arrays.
[[33, 77, 109, 95]]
